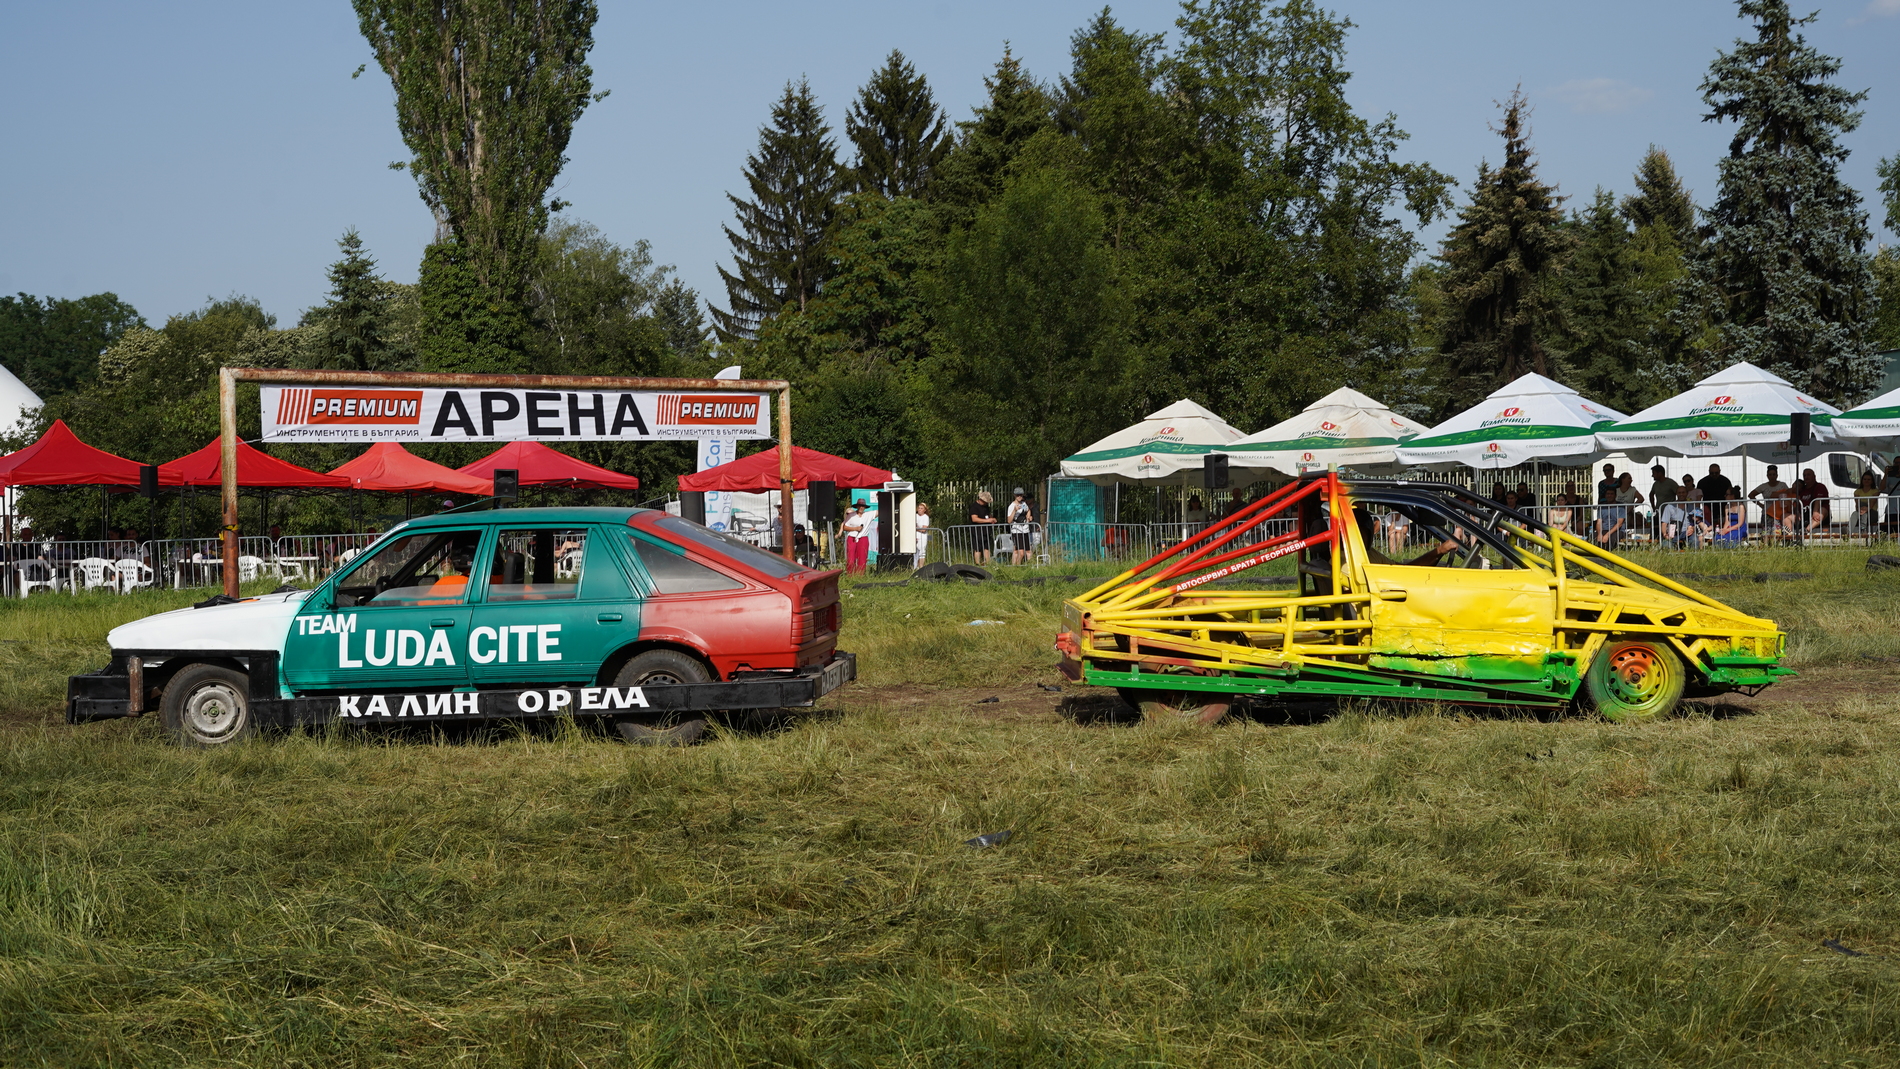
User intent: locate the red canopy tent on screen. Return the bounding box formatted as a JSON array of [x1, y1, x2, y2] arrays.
[[0, 419, 175, 486], [160, 439, 351, 488], [676, 446, 892, 492], [457, 441, 640, 490], [330, 442, 492, 495]]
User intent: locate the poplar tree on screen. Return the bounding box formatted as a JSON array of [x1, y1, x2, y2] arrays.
[[713, 79, 845, 343], [1681, 0, 1877, 404], [1435, 90, 1570, 414], [846, 51, 952, 199], [353, 0, 602, 364], [318, 230, 386, 371]]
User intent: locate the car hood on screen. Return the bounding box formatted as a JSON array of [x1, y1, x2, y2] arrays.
[[108, 590, 309, 655]]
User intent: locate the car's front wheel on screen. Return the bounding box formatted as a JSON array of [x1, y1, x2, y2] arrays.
[[160, 663, 256, 747], [1585, 640, 1686, 722]]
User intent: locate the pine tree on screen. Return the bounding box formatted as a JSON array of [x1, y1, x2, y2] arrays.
[[712, 79, 845, 344], [1876, 154, 1898, 236], [319, 229, 386, 370], [1681, 0, 1877, 404], [1435, 90, 1570, 414], [1558, 190, 1646, 411], [1621, 147, 1696, 245], [932, 48, 1053, 213], [846, 51, 952, 199]]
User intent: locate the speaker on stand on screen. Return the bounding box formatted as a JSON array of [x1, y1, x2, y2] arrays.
[[807, 481, 837, 567], [680, 491, 707, 525]]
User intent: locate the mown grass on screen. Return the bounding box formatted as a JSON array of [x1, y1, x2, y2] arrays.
[[1, 553, 1898, 1065]]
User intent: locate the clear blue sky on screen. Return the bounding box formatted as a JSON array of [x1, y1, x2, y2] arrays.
[[2, 1, 1895, 329]]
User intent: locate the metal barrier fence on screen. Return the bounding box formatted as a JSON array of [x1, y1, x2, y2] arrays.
[[0, 533, 392, 597]]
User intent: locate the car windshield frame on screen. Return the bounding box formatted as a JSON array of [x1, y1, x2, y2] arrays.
[[645, 514, 807, 579]]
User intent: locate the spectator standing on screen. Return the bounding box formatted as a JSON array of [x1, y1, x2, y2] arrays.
[[1007, 488, 1036, 566], [1514, 481, 1538, 509], [841, 500, 870, 574], [1698, 464, 1735, 513], [968, 490, 996, 564], [1648, 465, 1678, 541], [1595, 464, 1620, 543], [914, 503, 932, 563], [1675, 473, 1706, 547]]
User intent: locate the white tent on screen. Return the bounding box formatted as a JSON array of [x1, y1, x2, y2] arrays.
[[1594, 362, 1841, 463], [1217, 387, 1429, 477], [1830, 384, 1900, 454], [1059, 399, 1246, 487], [0, 363, 41, 435], [1396, 373, 1626, 470]]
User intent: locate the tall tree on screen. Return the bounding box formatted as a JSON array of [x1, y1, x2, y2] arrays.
[[1621, 147, 1697, 244], [846, 51, 952, 199], [932, 48, 1054, 214], [1435, 90, 1570, 414], [317, 229, 387, 371], [1681, 0, 1877, 404], [1557, 190, 1648, 412], [0, 292, 144, 398], [1877, 153, 1899, 237], [353, 0, 602, 350], [713, 79, 845, 344]]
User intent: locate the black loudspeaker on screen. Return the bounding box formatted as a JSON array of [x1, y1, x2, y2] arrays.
[[493, 468, 519, 501], [809, 480, 837, 522], [1789, 412, 1811, 448], [680, 491, 707, 525], [1204, 451, 1230, 489], [138, 465, 159, 499]]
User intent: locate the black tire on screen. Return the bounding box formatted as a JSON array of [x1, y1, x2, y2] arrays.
[[1584, 639, 1686, 722], [951, 564, 992, 583], [1116, 687, 1232, 726], [609, 649, 713, 744], [161, 663, 256, 747], [911, 561, 954, 581]]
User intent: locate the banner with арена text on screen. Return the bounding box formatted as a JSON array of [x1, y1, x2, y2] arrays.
[[261, 386, 772, 442]]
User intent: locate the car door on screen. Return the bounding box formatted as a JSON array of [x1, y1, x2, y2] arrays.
[[283, 528, 481, 692], [1355, 500, 1555, 680], [464, 525, 633, 687]]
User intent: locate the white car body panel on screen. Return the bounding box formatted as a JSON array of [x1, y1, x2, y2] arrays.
[[107, 590, 308, 655]]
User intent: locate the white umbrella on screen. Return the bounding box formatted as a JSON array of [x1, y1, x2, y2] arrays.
[[1594, 362, 1841, 463], [1396, 373, 1627, 470], [1217, 387, 1430, 477], [1059, 399, 1246, 487], [1830, 384, 1900, 454]]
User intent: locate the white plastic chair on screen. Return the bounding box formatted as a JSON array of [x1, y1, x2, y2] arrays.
[[72, 558, 114, 592], [15, 561, 57, 597], [237, 555, 265, 582], [114, 558, 154, 593]]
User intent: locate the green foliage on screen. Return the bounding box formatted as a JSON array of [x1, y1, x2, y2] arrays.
[[931, 48, 1055, 218], [921, 171, 1132, 483], [315, 229, 387, 371], [1435, 90, 1571, 416], [416, 239, 529, 374], [713, 79, 846, 343], [0, 292, 145, 398], [528, 219, 673, 376], [845, 51, 952, 199], [1870, 246, 1900, 354], [807, 193, 938, 367], [353, 0, 601, 323], [1681, 0, 1879, 406], [1876, 154, 1899, 236], [1621, 145, 1698, 245]]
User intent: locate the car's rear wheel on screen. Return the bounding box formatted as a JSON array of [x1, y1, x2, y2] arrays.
[[1585, 640, 1686, 722], [1117, 687, 1232, 726], [161, 663, 256, 747], [610, 649, 711, 745]]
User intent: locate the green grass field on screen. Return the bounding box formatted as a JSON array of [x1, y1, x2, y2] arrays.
[[3, 552, 1900, 1066]]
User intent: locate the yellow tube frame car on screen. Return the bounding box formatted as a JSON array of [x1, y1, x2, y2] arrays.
[[1057, 474, 1789, 722]]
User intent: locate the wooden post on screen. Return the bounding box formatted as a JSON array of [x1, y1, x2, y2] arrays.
[[778, 387, 795, 561], [219, 368, 239, 598]]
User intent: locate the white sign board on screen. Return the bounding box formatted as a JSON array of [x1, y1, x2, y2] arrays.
[[262, 386, 771, 443]]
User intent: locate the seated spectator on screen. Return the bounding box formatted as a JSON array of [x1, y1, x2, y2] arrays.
[[1851, 471, 1880, 537], [1676, 474, 1706, 548], [1713, 499, 1749, 545], [1796, 468, 1829, 532], [1748, 464, 1795, 540], [1514, 481, 1538, 509]]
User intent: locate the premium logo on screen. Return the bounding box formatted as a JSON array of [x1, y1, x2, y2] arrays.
[[658, 395, 761, 426], [276, 389, 422, 425]]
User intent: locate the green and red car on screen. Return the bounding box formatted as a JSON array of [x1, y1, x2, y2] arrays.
[[69, 507, 853, 745]]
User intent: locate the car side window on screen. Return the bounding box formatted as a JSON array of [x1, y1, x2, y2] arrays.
[[629, 534, 743, 593], [333, 530, 484, 608], [488, 528, 587, 602]]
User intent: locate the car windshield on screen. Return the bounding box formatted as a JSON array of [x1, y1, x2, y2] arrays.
[[647, 515, 806, 578]]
